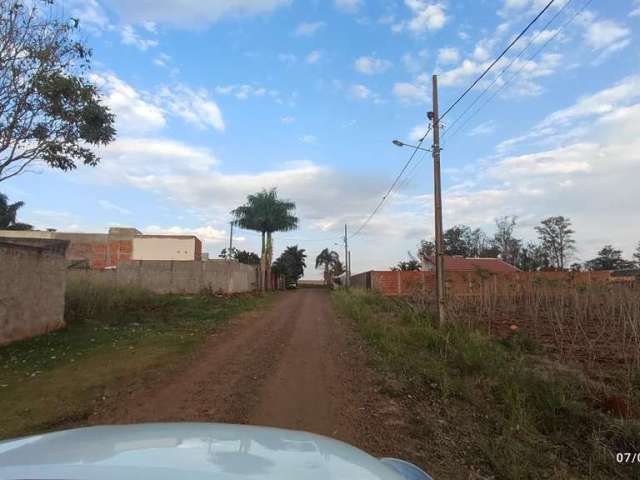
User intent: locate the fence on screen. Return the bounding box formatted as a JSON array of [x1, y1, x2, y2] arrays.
[[0, 239, 69, 345], [68, 259, 259, 294]]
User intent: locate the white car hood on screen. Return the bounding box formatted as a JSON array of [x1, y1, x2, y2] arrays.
[[0, 423, 407, 480]]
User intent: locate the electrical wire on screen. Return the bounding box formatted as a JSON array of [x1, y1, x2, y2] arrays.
[[441, 0, 575, 143], [439, 0, 556, 122], [442, 0, 593, 144]]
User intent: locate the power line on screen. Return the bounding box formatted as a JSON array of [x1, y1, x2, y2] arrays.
[[441, 0, 575, 142], [350, 125, 432, 238], [442, 0, 593, 144], [439, 0, 556, 122], [347, 0, 558, 240]]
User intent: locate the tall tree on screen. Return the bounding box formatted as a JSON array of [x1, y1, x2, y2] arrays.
[[584, 245, 635, 271], [231, 188, 298, 290], [273, 245, 307, 284], [535, 216, 575, 270], [444, 224, 473, 256], [493, 216, 521, 265], [634, 242, 640, 268], [0, 0, 115, 182], [0, 193, 32, 230], [315, 248, 340, 285], [417, 239, 435, 263], [516, 242, 549, 271]]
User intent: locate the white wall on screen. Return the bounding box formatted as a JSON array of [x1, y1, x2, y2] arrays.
[[132, 237, 197, 261]]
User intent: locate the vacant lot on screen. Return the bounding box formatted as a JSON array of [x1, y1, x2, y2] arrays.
[[333, 289, 640, 479], [0, 283, 268, 439]]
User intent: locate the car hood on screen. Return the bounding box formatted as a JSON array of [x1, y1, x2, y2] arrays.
[[0, 423, 407, 480]]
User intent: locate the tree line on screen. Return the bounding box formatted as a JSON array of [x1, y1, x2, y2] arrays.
[[394, 215, 640, 272]]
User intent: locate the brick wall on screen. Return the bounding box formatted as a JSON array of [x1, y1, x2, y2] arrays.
[[357, 270, 616, 296]]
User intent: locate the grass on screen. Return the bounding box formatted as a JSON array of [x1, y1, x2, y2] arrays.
[[333, 289, 640, 480], [0, 282, 269, 440]]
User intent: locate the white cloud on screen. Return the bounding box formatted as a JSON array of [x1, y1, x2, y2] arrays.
[[393, 79, 429, 104], [582, 19, 631, 59], [294, 21, 326, 36], [334, 0, 363, 13], [215, 84, 267, 101], [468, 121, 496, 136], [347, 84, 370, 100], [69, 0, 110, 33], [354, 55, 392, 75], [143, 225, 227, 244], [120, 25, 158, 51], [394, 1, 447, 34], [300, 135, 318, 144], [436, 47, 459, 65], [306, 50, 323, 64], [401, 50, 429, 73], [157, 85, 225, 132], [98, 200, 132, 215], [631, 1, 640, 17], [409, 124, 429, 142], [153, 53, 172, 68], [90, 73, 166, 134], [108, 0, 292, 27], [281, 116, 296, 124]]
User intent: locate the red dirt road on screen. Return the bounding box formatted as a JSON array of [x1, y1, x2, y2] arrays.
[[90, 289, 411, 455]]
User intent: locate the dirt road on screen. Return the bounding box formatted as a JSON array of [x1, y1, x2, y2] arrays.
[[90, 289, 409, 454]]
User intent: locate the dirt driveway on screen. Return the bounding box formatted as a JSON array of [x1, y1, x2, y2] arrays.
[[90, 289, 410, 456]]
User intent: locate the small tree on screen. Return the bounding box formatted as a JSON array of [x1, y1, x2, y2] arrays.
[[273, 245, 307, 284], [391, 260, 421, 271], [0, 193, 32, 230], [535, 216, 575, 270], [516, 241, 549, 272], [0, 0, 116, 182], [219, 247, 260, 265], [315, 248, 340, 285], [634, 242, 640, 268], [584, 245, 635, 271]]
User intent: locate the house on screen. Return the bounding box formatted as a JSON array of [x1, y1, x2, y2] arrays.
[[422, 255, 520, 274], [0, 227, 202, 269]]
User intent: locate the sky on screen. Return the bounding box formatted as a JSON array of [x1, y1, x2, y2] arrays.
[[4, 0, 640, 279]]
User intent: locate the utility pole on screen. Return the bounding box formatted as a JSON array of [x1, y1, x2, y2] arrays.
[[431, 75, 446, 325], [228, 221, 234, 260], [344, 224, 350, 288], [347, 250, 351, 285]]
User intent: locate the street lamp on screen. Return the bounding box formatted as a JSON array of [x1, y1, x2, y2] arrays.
[[392, 139, 432, 153]]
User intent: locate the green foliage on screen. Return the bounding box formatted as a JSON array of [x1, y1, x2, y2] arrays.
[[333, 290, 640, 479], [0, 0, 115, 182], [315, 248, 341, 284], [391, 259, 421, 271], [218, 247, 261, 265], [585, 245, 636, 271], [0, 193, 32, 230], [273, 245, 307, 283], [535, 216, 576, 270]]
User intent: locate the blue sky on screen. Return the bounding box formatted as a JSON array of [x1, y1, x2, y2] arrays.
[[4, 0, 640, 278]]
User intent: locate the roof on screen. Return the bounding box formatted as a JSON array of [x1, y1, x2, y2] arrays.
[[425, 255, 520, 273]]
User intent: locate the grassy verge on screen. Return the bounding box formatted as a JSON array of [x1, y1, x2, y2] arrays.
[[0, 282, 269, 440], [333, 289, 640, 480]]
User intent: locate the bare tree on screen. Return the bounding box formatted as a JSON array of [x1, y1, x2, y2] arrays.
[[0, 0, 115, 182], [493, 216, 521, 265], [535, 216, 576, 270]]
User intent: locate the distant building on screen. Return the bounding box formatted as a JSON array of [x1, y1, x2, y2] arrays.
[[0, 227, 202, 269], [421, 255, 520, 274]]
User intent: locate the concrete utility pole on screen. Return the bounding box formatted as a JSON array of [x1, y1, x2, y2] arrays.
[[431, 75, 446, 325], [228, 221, 234, 260], [347, 250, 351, 286], [344, 224, 350, 288]]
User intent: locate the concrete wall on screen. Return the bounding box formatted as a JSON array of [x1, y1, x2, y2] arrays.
[[68, 259, 258, 294], [0, 239, 69, 345], [132, 237, 199, 261]]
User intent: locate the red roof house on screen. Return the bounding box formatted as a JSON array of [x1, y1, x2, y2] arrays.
[[422, 255, 520, 274]]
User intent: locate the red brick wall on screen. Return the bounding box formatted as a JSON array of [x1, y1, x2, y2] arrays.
[[67, 239, 133, 269], [364, 270, 615, 296]]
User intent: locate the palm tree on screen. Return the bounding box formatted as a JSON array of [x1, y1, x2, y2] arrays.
[[0, 193, 33, 230], [273, 245, 307, 284], [315, 248, 340, 285], [231, 189, 298, 290]]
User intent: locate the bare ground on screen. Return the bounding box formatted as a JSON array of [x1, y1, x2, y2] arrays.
[[89, 289, 418, 463]]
